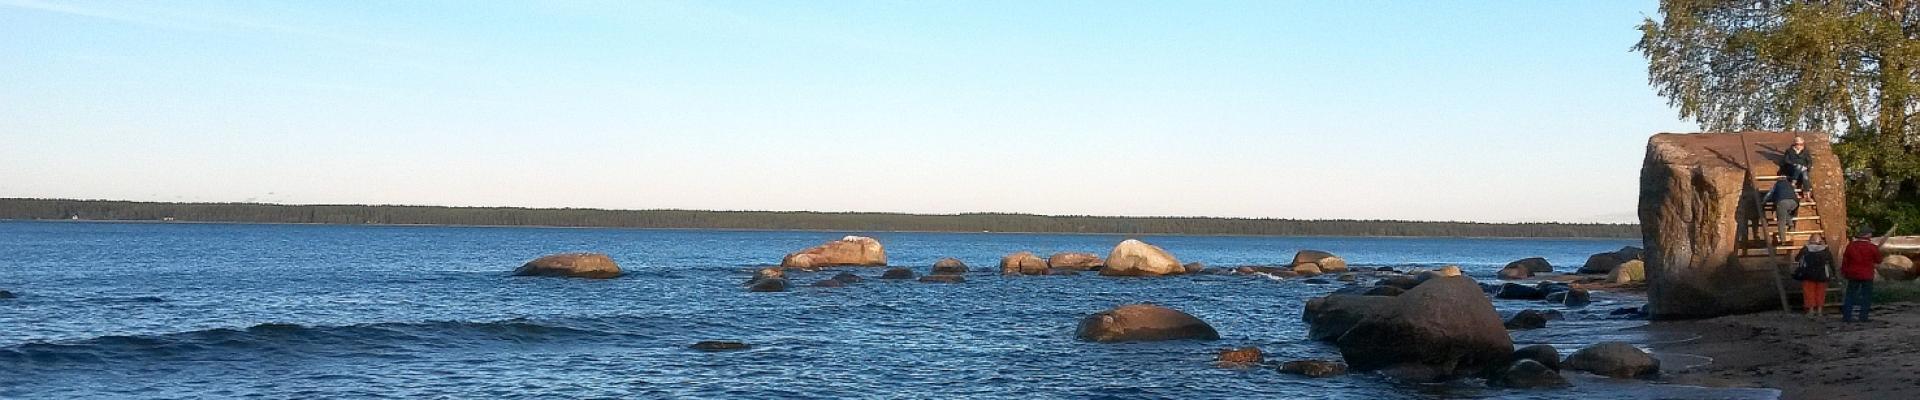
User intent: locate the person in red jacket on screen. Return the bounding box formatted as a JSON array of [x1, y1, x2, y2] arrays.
[[1841, 229, 1886, 322]]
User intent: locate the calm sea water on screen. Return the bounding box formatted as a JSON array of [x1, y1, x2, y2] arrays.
[[0, 221, 1777, 399]]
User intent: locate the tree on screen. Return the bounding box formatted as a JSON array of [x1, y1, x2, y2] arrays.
[[1636, 0, 1920, 230]]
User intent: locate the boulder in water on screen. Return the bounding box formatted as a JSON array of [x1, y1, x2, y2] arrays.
[[1047, 252, 1104, 270], [1293, 250, 1349, 273], [748, 278, 789, 292], [1292, 263, 1324, 277], [1302, 294, 1393, 341], [690, 340, 751, 352], [1101, 239, 1185, 276], [931, 258, 969, 275], [879, 267, 916, 280], [1075, 304, 1219, 342], [1377, 275, 1420, 290], [1332, 276, 1513, 382], [1000, 251, 1049, 276], [1217, 347, 1263, 365], [1561, 288, 1591, 307], [780, 236, 887, 269], [1564, 342, 1660, 378], [1491, 359, 1569, 389], [0, 290, 13, 299], [1512, 344, 1562, 371], [1580, 246, 1645, 274], [513, 252, 622, 279], [1277, 360, 1349, 378], [1641, 132, 1850, 319], [746, 267, 785, 285], [810, 279, 847, 288], [1496, 283, 1547, 300], [831, 271, 863, 284], [1504, 309, 1549, 330], [1183, 262, 1207, 274], [1508, 257, 1554, 274], [1498, 264, 1533, 280], [1413, 266, 1463, 286]]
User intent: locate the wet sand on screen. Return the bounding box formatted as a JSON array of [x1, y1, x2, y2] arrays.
[[1649, 301, 1920, 400]]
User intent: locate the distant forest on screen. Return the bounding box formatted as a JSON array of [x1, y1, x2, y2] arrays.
[[0, 198, 1638, 238]]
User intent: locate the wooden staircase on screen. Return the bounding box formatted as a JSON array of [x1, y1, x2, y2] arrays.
[[1736, 173, 1840, 312]]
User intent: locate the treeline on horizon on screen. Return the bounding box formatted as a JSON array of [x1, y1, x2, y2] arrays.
[[0, 198, 1639, 238]]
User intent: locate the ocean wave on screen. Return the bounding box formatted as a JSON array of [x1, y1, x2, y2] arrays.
[[0, 319, 633, 366]]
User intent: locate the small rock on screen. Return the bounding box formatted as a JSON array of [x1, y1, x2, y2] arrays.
[[1337, 273, 1357, 282], [690, 340, 750, 352], [1278, 360, 1348, 378], [746, 267, 785, 285], [1183, 262, 1207, 274], [1374, 267, 1398, 273], [1561, 288, 1591, 307], [1508, 257, 1555, 274], [1565, 342, 1660, 379], [879, 267, 916, 280], [1505, 310, 1549, 330], [1293, 263, 1324, 277], [831, 271, 863, 284], [1000, 252, 1049, 275], [931, 258, 969, 275], [1512, 344, 1562, 371], [1302, 278, 1332, 285], [0, 290, 13, 299], [748, 278, 789, 292], [1492, 359, 1569, 388], [1496, 283, 1548, 300], [810, 279, 847, 288], [1217, 347, 1263, 364], [1377, 275, 1420, 290]]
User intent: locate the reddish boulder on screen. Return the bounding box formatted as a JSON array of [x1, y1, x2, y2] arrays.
[[781, 236, 887, 269], [513, 253, 621, 279]]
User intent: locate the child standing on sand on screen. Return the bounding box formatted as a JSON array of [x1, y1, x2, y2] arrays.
[[1794, 236, 1833, 315]]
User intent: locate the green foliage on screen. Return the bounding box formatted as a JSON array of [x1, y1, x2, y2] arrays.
[[0, 198, 1638, 238], [1637, 0, 1920, 229]]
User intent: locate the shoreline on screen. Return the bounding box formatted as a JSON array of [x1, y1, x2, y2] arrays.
[[1648, 301, 1920, 400], [0, 218, 1644, 241]]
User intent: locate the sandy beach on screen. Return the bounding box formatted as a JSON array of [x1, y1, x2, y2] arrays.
[[1651, 301, 1920, 400]]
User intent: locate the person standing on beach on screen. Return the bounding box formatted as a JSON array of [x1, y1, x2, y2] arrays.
[[1794, 235, 1833, 315], [1841, 229, 1885, 323], [1782, 136, 1813, 201]]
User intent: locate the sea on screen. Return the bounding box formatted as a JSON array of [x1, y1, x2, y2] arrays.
[[0, 221, 1780, 399]]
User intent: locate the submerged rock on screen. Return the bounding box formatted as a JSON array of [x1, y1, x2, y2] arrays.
[[1561, 288, 1592, 307], [513, 252, 622, 279], [746, 267, 785, 285], [879, 268, 916, 280], [747, 278, 789, 292], [931, 258, 969, 275], [1101, 239, 1185, 277], [0, 290, 13, 299], [1217, 347, 1263, 365], [810, 279, 847, 288], [918, 275, 965, 284], [781, 236, 887, 269], [1278, 360, 1348, 378], [1495, 283, 1547, 300], [1564, 342, 1660, 379], [690, 340, 751, 352], [1075, 304, 1219, 342], [831, 271, 863, 284], [1183, 262, 1207, 275]]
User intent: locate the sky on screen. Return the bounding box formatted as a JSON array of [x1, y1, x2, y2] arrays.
[[0, 1, 1696, 223]]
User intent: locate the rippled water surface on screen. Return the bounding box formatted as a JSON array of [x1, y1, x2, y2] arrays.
[[0, 221, 1776, 399]]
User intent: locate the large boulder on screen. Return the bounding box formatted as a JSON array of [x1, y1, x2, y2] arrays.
[[1508, 257, 1554, 274], [1047, 252, 1105, 270], [1329, 276, 1514, 382], [1580, 246, 1646, 274], [1302, 294, 1393, 342], [931, 258, 969, 275], [1882, 236, 1920, 257], [513, 253, 622, 279], [1075, 304, 1219, 342], [780, 236, 887, 269], [999, 252, 1049, 275], [1641, 132, 1849, 319], [1101, 239, 1185, 276], [1878, 255, 1916, 281], [1564, 342, 1660, 378], [1292, 250, 1349, 273]]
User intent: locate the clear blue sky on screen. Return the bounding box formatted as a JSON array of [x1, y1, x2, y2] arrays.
[[0, 1, 1693, 223]]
